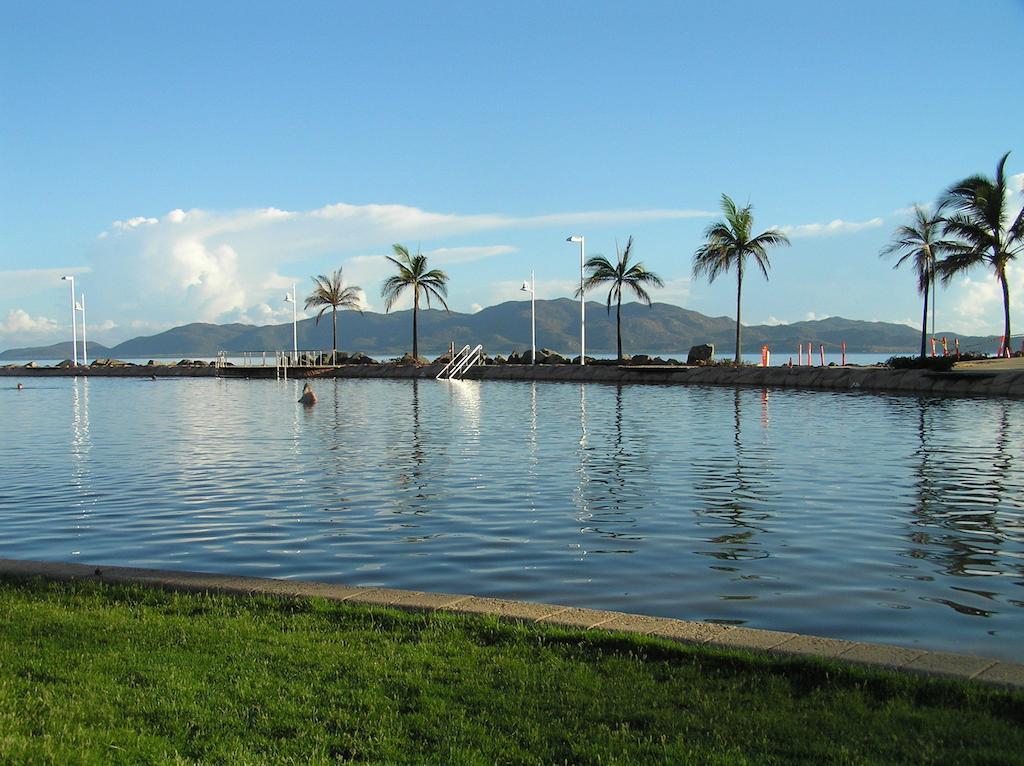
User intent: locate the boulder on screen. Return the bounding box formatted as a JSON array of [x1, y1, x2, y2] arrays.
[[92, 358, 129, 367], [56, 359, 75, 368], [686, 344, 714, 364], [543, 352, 570, 365], [570, 355, 597, 365], [393, 352, 428, 366], [349, 352, 377, 365], [432, 352, 453, 364], [631, 354, 652, 365], [24, 361, 38, 368], [506, 351, 521, 364]]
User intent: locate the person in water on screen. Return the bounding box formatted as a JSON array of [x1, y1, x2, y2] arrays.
[[16, 383, 24, 390], [298, 382, 317, 405]]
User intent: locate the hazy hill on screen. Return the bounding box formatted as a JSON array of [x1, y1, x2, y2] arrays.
[[1, 299, 1002, 360], [0, 340, 111, 361]]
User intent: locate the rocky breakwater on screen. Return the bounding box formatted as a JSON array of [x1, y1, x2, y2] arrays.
[[323, 351, 1024, 398], [0, 359, 218, 377]]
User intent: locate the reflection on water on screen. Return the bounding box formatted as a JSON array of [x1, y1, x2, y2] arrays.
[[0, 377, 1022, 660]]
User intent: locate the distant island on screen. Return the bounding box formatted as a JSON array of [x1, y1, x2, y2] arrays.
[[0, 298, 1001, 361]]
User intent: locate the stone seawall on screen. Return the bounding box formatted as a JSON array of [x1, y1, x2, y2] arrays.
[[4, 362, 1023, 397], [0, 365, 217, 378], [328, 363, 1024, 398]]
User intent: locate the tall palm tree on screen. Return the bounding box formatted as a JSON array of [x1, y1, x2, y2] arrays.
[[879, 205, 956, 358], [692, 194, 790, 363], [576, 236, 664, 361], [937, 151, 1023, 352], [380, 244, 449, 360], [304, 268, 363, 357]]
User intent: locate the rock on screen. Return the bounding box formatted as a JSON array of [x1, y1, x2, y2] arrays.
[[492, 354, 507, 364], [632, 354, 652, 365], [23, 361, 37, 368], [349, 352, 377, 365], [543, 353, 570, 365], [686, 344, 714, 364], [393, 352, 427, 366], [570, 355, 597, 365], [432, 352, 453, 364], [506, 351, 521, 364], [91, 358, 129, 367], [652, 356, 667, 365], [177, 359, 192, 367], [55, 359, 75, 368]]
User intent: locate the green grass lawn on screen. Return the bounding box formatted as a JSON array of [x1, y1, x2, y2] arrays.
[[0, 577, 1021, 765]]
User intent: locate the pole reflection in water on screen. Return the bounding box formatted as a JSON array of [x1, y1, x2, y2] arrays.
[[70, 377, 93, 540], [573, 384, 591, 542]]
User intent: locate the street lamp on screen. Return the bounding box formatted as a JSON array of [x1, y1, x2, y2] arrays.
[[75, 293, 87, 366], [520, 271, 536, 365], [283, 283, 298, 362], [60, 275, 77, 366], [566, 235, 585, 365]]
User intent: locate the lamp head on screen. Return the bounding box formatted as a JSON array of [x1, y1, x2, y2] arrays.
[[284, 293, 294, 303], [567, 235, 583, 243], [520, 281, 531, 292], [61, 275, 73, 281]]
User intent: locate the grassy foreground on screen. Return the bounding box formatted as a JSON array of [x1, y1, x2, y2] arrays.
[[0, 578, 1022, 765]]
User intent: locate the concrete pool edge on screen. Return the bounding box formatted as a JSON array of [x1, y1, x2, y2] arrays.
[[2, 557, 1022, 691], [4, 362, 1023, 397]]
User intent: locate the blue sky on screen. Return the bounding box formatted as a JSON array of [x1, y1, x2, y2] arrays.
[[1, 0, 1022, 349]]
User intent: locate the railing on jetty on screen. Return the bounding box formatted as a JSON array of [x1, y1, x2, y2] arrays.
[[215, 350, 343, 380]]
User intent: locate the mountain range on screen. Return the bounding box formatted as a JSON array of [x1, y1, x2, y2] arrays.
[[0, 298, 1001, 360]]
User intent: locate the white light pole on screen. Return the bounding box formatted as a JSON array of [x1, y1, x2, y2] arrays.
[[60, 275, 77, 366], [283, 283, 298, 361], [520, 271, 536, 365], [76, 293, 88, 366], [567, 235, 585, 365]]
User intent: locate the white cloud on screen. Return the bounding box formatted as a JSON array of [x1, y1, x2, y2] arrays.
[[469, 303, 483, 314], [804, 311, 832, 321], [948, 261, 1024, 336], [758, 316, 787, 326], [111, 216, 158, 231], [82, 201, 709, 330], [1, 308, 58, 336], [776, 217, 884, 239]]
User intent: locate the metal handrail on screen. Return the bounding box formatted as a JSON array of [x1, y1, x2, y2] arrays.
[[445, 344, 483, 380], [436, 345, 472, 380]]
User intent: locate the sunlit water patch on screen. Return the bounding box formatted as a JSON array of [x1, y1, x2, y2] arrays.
[[1, 377, 1022, 659]]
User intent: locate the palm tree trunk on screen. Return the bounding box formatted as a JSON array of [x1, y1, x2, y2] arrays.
[[999, 267, 1012, 355], [919, 283, 929, 359], [734, 263, 743, 364], [332, 305, 338, 357], [616, 292, 622, 362], [412, 290, 419, 360]]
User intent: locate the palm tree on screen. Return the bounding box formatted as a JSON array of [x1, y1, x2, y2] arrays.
[[937, 151, 1023, 352], [692, 194, 790, 363], [576, 236, 664, 361], [380, 244, 450, 360], [304, 268, 363, 358], [879, 205, 956, 358]]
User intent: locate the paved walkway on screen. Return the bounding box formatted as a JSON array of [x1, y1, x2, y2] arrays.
[[2, 558, 1022, 690]]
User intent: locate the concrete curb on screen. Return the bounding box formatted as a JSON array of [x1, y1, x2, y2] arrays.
[[2, 558, 1022, 691]]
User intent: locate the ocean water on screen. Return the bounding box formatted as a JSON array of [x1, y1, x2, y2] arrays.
[[1, 376, 1022, 660]]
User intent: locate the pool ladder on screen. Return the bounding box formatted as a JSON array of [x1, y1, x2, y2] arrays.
[[437, 344, 483, 380]]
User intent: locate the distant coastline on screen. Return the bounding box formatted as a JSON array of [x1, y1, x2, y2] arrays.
[[0, 298, 1005, 361]]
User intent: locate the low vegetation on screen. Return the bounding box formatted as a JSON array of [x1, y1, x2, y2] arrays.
[[1, 577, 1022, 764]]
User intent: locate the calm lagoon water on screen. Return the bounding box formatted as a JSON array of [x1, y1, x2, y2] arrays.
[[1, 376, 1022, 660]]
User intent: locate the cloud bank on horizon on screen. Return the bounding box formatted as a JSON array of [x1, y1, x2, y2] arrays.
[[2, 185, 1023, 350]]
